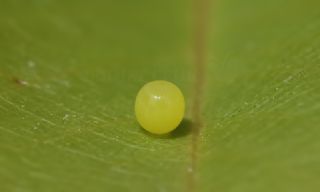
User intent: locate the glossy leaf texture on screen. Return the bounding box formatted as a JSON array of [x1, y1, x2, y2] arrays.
[[0, 0, 319, 192]]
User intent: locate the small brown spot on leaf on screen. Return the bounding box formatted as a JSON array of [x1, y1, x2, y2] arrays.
[[12, 77, 29, 86]]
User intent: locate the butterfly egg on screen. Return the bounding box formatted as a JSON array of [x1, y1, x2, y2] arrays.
[[135, 80, 185, 134]]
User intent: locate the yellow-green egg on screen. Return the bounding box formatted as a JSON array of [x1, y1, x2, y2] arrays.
[[135, 80, 185, 134]]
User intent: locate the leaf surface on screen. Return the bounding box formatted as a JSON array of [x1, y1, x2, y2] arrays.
[[0, 0, 320, 192]]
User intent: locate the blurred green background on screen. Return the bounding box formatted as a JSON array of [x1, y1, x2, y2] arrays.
[[0, 0, 319, 191]]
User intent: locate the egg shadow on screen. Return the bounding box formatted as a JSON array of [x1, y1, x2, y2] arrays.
[[171, 118, 193, 138], [141, 118, 193, 139]]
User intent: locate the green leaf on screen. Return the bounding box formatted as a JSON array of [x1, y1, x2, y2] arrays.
[[0, 0, 319, 192]]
